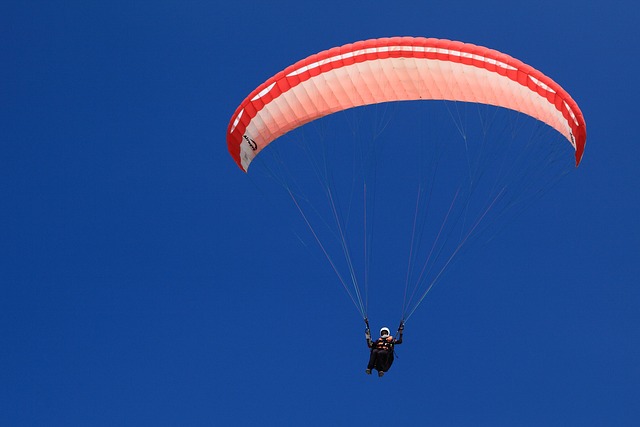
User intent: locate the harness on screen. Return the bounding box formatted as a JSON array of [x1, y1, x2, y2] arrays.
[[375, 336, 394, 351]]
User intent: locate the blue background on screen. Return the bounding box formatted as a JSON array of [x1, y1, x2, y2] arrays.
[[2, 1, 638, 426]]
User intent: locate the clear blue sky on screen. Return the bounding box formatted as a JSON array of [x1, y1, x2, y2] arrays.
[[2, 1, 638, 426]]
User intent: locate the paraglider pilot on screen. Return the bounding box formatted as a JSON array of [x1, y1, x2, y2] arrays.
[[365, 321, 404, 377]]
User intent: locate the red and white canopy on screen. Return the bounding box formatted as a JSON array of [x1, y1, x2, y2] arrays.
[[227, 37, 586, 171]]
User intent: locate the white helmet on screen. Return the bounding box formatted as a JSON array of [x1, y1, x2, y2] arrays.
[[380, 327, 390, 337]]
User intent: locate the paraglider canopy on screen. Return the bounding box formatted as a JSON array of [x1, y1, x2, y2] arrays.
[[227, 37, 586, 172]]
